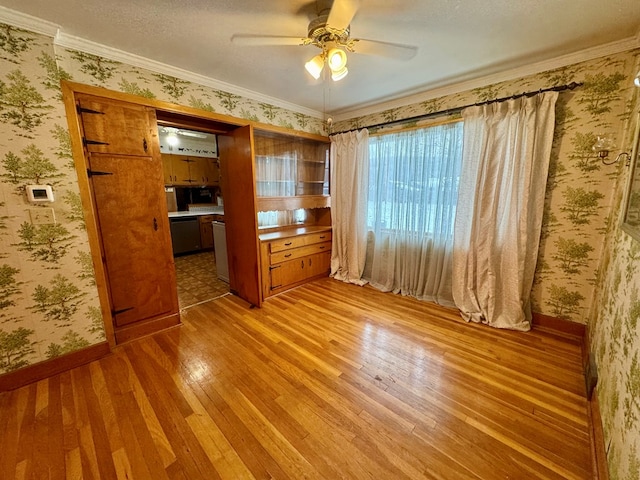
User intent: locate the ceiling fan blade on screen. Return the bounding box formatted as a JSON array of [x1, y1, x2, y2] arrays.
[[231, 34, 307, 46], [352, 39, 418, 60], [327, 0, 361, 31]]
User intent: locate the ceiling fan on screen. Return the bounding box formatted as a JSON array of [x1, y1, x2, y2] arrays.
[[230, 0, 418, 81]]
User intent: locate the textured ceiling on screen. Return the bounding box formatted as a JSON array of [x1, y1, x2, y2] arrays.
[[2, 0, 640, 116]]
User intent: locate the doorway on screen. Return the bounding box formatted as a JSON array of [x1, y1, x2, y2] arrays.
[[174, 249, 229, 308]]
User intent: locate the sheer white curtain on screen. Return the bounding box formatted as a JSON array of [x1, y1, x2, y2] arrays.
[[330, 129, 369, 285], [452, 92, 558, 331], [365, 122, 463, 306]]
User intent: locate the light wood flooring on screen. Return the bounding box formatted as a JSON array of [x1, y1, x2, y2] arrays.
[[174, 250, 229, 309], [0, 278, 591, 479]]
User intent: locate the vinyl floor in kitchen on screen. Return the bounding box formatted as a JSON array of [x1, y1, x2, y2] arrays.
[[174, 250, 229, 309]]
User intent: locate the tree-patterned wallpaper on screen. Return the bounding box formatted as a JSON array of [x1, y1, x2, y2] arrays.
[[1, 16, 639, 478], [333, 49, 640, 479], [0, 24, 105, 374]]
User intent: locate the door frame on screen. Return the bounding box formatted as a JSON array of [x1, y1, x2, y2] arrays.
[[61, 81, 329, 347]]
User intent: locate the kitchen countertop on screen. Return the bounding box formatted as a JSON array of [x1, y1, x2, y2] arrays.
[[168, 207, 224, 218]]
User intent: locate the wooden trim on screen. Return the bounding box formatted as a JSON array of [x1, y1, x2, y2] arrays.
[[588, 388, 610, 480], [114, 313, 181, 344], [61, 82, 117, 349], [0, 342, 111, 392], [531, 312, 586, 338]]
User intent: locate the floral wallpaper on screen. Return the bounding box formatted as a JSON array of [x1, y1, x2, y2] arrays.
[[0, 21, 325, 377], [0, 24, 105, 374], [1, 12, 639, 478], [334, 48, 640, 479], [590, 65, 640, 478]]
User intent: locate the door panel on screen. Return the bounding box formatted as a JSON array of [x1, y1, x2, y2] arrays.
[[77, 94, 156, 156], [219, 125, 262, 306], [90, 153, 176, 327]]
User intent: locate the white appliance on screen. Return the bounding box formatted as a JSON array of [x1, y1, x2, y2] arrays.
[[212, 221, 229, 283]]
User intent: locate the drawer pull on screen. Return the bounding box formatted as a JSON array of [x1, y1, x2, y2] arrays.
[[284, 253, 292, 258], [284, 242, 293, 246], [319, 246, 325, 249], [319, 235, 326, 239]]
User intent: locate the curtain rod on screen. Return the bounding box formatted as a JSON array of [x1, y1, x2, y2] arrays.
[[332, 81, 583, 135]]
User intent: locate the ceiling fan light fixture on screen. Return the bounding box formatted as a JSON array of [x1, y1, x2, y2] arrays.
[[331, 66, 348, 81], [327, 47, 347, 72], [305, 54, 325, 79]]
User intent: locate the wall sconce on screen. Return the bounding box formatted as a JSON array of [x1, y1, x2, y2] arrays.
[[593, 134, 631, 165]]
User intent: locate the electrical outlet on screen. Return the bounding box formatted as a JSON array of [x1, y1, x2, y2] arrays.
[[29, 207, 56, 225]]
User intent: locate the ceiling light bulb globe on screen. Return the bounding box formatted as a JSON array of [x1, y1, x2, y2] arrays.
[[635, 71, 640, 87], [305, 55, 324, 79], [327, 48, 347, 72], [331, 67, 348, 81]]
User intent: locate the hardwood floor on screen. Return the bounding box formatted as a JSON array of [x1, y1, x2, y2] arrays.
[[0, 278, 590, 479]]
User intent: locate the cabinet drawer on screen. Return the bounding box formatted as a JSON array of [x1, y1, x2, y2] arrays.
[[270, 231, 332, 253], [199, 215, 214, 224], [270, 241, 331, 264]]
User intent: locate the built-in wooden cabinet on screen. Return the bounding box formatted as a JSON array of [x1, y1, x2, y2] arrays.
[[162, 154, 219, 186], [218, 126, 331, 306], [260, 227, 332, 299], [199, 214, 215, 249], [253, 132, 330, 212], [73, 93, 180, 344]]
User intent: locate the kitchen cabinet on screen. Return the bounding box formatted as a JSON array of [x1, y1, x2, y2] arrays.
[[162, 154, 219, 186], [199, 214, 215, 249], [260, 227, 332, 299], [75, 93, 179, 343]]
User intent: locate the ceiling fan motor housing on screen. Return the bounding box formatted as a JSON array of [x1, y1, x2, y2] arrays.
[[307, 13, 350, 46]]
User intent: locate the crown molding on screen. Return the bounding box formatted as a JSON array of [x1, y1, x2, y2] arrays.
[[0, 6, 323, 120], [53, 32, 324, 119], [332, 35, 640, 122], [0, 6, 59, 36]]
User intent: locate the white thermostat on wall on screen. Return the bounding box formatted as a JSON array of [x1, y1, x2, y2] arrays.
[[26, 185, 54, 203]]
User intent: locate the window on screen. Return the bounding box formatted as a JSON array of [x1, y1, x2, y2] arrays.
[[367, 121, 464, 238]]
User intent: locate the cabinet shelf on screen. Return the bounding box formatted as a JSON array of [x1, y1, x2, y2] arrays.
[[257, 195, 330, 212]]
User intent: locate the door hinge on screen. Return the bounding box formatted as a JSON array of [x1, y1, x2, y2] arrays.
[[83, 138, 110, 147], [112, 306, 134, 316], [87, 168, 114, 177], [77, 106, 105, 115]]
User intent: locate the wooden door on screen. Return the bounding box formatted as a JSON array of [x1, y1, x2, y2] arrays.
[[218, 125, 262, 306], [76, 94, 178, 334], [270, 259, 307, 290], [205, 157, 220, 185], [307, 251, 331, 277], [161, 154, 174, 184], [171, 155, 194, 185], [77, 94, 155, 156], [194, 157, 218, 185], [89, 154, 177, 327]]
